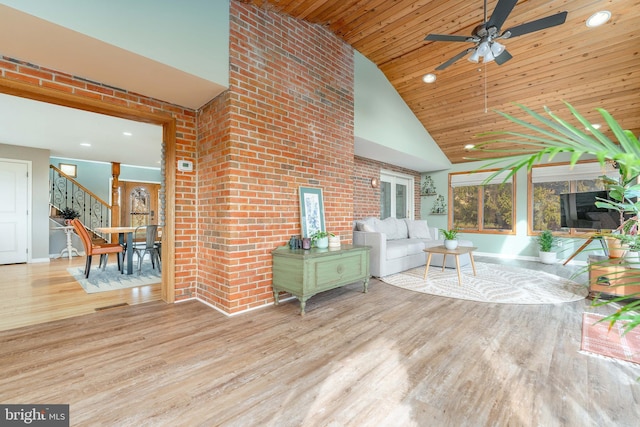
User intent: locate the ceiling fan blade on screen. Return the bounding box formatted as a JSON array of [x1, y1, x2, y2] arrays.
[[486, 0, 518, 31], [435, 48, 473, 70], [502, 11, 568, 38], [494, 49, 513, 65], [425, 34, 471, 42]]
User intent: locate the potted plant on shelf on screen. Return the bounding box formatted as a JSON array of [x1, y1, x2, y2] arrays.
[[441, 228, 459, 250], [473, 101, 640, 334], [537, 230, 558, 264], [310, 230, 334, 249]]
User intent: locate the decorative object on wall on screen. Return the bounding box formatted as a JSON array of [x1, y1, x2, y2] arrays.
[[370, 177, 379, 188], [299, 186, 326, 238], [59, 163, 77, 178], [421, 175, 436, 195], [431, 194, 447, 214]]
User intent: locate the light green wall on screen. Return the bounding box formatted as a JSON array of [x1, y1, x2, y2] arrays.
[[354, 51, 451, 171], [422, 157, 603, 263], [0, 0, 230, 85]]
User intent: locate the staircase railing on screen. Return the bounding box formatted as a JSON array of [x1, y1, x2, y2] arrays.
[[49, 165, 112, 235]]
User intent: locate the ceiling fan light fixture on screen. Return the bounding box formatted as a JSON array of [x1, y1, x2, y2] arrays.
[[490, 41, 505, 56], [586, 11, 611, 28], [468, 49, 481, 63], [476, 41, 490, 57], [422, 73, 436, 83]]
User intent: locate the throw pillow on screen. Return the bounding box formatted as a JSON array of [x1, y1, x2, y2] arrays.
[[406, 219, 431, 239], [355, 221, 375, 232]]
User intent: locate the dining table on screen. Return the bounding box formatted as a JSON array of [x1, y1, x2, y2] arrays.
[[95, 226, 143, 275]]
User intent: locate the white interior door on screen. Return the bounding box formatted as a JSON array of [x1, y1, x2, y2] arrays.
[[0, 160, 29, 264], [380, 172, 414, 219]]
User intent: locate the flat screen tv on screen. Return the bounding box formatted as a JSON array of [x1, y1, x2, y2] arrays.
[[559, 191, 621, 230]]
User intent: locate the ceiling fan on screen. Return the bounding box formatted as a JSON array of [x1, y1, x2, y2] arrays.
[[425, 0, 568, 70]]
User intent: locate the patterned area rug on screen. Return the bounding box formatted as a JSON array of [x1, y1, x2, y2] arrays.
[[581, 313, 640, 365], [68, 263, 161, 294], [380, 262, 587, 304]]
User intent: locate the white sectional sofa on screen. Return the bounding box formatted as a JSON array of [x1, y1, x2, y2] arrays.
[[353, 217, 473, 278]]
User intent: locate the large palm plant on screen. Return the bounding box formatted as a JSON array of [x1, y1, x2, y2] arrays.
[[474, 101, 640, 334]]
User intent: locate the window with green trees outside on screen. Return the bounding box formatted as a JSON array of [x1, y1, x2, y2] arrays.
[[450, 170, 514, 233], [529, 162, 618, 234]]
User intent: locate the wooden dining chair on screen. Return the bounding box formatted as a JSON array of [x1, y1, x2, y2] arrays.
[[70, 219, 124, 278]]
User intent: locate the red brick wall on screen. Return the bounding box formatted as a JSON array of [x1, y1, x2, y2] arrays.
[[353, 156, 422, 220], [0, 55, 199, 300], [195, 1, 355, 313]]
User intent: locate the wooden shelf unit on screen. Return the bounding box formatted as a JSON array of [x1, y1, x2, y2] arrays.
[[588, 255, 640, 298]]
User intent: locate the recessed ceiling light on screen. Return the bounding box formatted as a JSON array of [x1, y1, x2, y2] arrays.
[[422, 73, 436, 83], [464, 144, 475, 150], [80, 143, 91, 147], [586, 11, 611, 27], [123, 131, 133, 136]]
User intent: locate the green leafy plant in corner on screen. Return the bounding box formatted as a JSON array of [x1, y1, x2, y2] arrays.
[[471, 101, 640, 334], [537, 230, 557, 252], [441, 228, 459, 240], [59, 207, 80, 220]]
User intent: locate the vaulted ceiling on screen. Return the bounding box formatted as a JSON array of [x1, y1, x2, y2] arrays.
[[248, 0, 639, 164]]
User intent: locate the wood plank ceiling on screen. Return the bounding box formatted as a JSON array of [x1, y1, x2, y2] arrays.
[[246, 0, 639, 164]]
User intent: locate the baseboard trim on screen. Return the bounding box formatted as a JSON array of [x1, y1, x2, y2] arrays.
[[474, 251, 587, 267]]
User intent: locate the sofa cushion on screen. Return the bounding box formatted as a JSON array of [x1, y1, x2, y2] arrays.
[[386, 240, 408, 260], [386, 239, 426, 260], [374, 217, 408, 240], [405, 219, 431, 239]]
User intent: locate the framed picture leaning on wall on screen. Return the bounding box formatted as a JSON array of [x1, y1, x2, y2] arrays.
[[299, 186, 326, 238]]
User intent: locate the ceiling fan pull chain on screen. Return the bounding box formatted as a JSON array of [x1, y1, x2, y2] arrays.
[[484, 65, 488, 114]]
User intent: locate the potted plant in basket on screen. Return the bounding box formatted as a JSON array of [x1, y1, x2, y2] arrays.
[[441, 228, 459, 250], [537, 230, 558, 264], [310, 230, 335, 249]]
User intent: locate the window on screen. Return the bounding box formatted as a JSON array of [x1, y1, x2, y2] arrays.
[[529, 162, 619, 234], [450, 170, 515, 233]]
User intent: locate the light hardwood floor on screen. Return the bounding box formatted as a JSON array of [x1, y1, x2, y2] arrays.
[[0, 256, 161, 331], [1, 258, 639, 426]]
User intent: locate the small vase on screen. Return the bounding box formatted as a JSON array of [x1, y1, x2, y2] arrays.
[[444, 239, 458, 250], [328, 235, 340, 248]]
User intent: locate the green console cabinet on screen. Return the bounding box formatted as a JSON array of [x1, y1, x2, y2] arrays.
[[272, 244, 370, 315]]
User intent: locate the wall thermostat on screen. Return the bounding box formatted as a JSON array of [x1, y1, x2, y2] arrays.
[[177, 160, 193, 172]]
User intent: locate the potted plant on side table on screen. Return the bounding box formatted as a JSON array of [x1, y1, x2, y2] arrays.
[[59, 207, 80, 225], [537, 230, 558, 264], [441, 228, 459, 250], [311, 231, 334, 249]]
